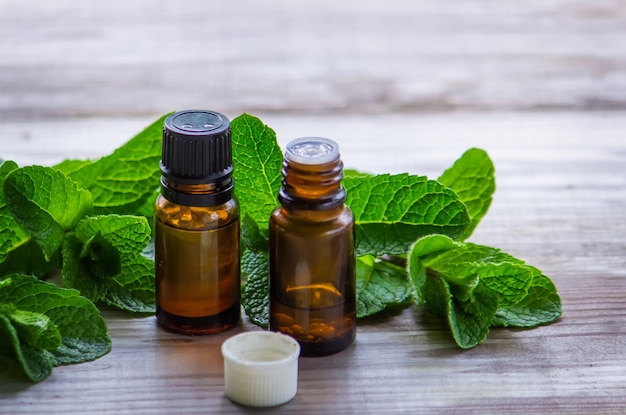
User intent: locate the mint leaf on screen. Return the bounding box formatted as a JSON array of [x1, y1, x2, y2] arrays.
[[241, 250, 270, 328], [417, 271, 450, 318], [0, 304, 62, 350], [0, 239, 60, 279], [0, 160, 30, 264], [0, 274, 111, 381], [412, 236, 533, 307], [470, 262, 533, 307], [418, 271, 499, 349], [61, 237, 106, 302], [438, 148, 495, 240], [492, 272, 562, 327], [53, 159, 93, 176], [242, 214, 269, 253], [104, 253, 154, 313], [408, 234, 561, 348], [356, 255, 412, 318], [344, 174, 470, 257], [3, 166, 93, 260], [240, 216, 270, 327], [447, 283, 500, 349], [0, 312, 55, 382], [58, 114, 168, 215], [231, 114, 283, 227], [63, 215, 155, 312]]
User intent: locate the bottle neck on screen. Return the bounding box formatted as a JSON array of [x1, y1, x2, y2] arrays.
[[278, 157, 346, 211], [160, 176, 233, 207]]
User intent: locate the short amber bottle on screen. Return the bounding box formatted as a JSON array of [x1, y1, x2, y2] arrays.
[[269, 137, 356, 356], [155, 110, 240, 335]]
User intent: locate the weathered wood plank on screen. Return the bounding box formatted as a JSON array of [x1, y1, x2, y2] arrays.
[[0, 111, 625, 414]]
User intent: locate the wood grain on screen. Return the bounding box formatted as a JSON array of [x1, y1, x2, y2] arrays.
[[1, 112, 625, 414], [1, 0, 626, 413]]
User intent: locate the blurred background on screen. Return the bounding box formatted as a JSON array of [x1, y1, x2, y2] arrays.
[[0, 0, 625, 175]]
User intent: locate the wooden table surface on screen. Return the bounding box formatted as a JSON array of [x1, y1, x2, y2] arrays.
[[1, 1, 625, 414]]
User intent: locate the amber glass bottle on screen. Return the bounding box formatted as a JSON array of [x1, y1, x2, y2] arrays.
[[155, 110, 240, 335], [269, 137, 356, 356]]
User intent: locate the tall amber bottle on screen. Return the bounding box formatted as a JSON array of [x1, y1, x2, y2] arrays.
[[269, 137, 356, 356], [155, 110, 240, 335]]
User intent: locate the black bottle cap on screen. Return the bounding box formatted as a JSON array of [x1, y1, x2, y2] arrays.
[[161, 110, 233, 184]]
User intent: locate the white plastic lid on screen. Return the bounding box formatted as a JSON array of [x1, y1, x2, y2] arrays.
[[221, 331, 301, 407]]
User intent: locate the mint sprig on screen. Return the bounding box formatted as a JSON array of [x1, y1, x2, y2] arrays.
[[232, 113, 561, 348], [0, 121, 160, 381], [63, 215, 155, 312], [0, 112, 561, 382], [0, 274, 110, 382], [407, 235, 561, 348]]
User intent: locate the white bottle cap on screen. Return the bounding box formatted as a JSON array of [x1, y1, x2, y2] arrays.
[[221, 331, 301, 407]]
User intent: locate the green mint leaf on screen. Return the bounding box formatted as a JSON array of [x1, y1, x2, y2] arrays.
[[103, 254, 155, 313], [418, 274, 499, 349], [63, 215, 155, 313], [0, 274, 111, 381], [1, 161, 60, 277], [356, 255, 412, 318], [0, 160, 30, 264], [242, 214, 269, 253], [241, 249, 270, 328], [0, 312, 55, 382], [437, 148, 495, 240], [0, 239, 59, 279], [133, 187, 160, 227], [407, 234, 459, 305], [470, 262, 533, 308], [0, 304, 62, 351], [53, 159, 93, 176], [448, 283, 500, 349], [61, 237, 106, 302], [240, 216, 270, 327], [418, 271, 451, 318], [409, 235, 534, 306], [492, 272, 562, 327], [412, 235, 534, 307], [3, 166, 93, 260], [344, 174, 470, 257], [231, 114, 283, 227], [408, 234, 561, 348], [59, 114, 168, 215]]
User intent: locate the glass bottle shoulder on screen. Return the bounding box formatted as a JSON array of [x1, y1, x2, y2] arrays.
[[155, 194, 239, 231]]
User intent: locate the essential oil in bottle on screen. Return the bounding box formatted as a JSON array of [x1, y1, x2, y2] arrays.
[[155, 109, 240, 335], [269, 137, 356, 356]]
